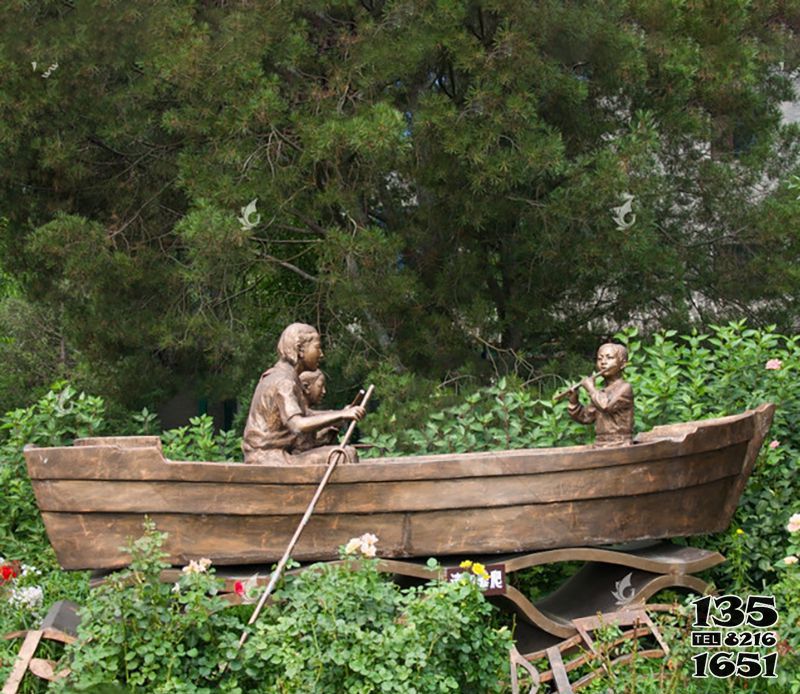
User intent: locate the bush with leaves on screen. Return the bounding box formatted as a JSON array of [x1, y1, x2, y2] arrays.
[[618, 322, 800, 589], [772, 513, 800, 691], [53, 520, 243, 694], [160, 414, 240, 462], [236, 555, 513, 693], [0, 383, 106, 557], [50, 523, 514, 693]]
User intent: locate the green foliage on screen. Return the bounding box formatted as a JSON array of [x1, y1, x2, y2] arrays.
[[0, 383, 107, 557], [54, 520, 242, 693], [237, 556, 513, 693], [161, 414, 240, 462], [50, 522, 513, 693], [363, 374, 590, 457], [773, 515, 800, 690]]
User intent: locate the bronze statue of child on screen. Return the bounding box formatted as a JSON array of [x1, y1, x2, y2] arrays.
[[567, 343, 634, 448], [295, 369, 339, 451], [242, 323, 365, 465]]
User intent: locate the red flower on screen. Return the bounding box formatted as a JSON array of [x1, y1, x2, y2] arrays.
[[234, 581, 245, 597], [0, 561, 20, 583]]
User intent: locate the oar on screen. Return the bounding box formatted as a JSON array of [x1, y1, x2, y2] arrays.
[[552, 370, 606, 402], [235, 384, 375, 651]]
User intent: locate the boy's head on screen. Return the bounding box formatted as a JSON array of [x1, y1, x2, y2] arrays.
[[277, 323, 322, 369], [596, 343, 627, 377], [300, 369, 327, 405]]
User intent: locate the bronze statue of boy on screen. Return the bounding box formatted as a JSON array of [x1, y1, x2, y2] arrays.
[[242, 323, 365, 465], [567, 343, 634, 448], [295, 369, 339, 451]]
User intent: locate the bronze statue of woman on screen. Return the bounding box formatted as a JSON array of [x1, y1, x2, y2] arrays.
[[241, 323, 365, 465]]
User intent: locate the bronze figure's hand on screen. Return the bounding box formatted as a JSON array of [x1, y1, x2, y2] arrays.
[[344, 405, 366, 421]]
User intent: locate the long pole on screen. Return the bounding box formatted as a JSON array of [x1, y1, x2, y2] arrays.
[[235, 384, 375, 650]]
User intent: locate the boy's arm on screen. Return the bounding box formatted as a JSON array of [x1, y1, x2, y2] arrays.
[[287, 407, 365, 434], [567, 390, 597, 424], [568, 401, 597, 424], [277, 382, 365, 434], [583, 380, 633, 413]]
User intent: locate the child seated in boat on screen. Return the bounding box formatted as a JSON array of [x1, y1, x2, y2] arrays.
[[295, 369, 339, 451], [567, 343, 634, 448], [242, 323, 365, 465]]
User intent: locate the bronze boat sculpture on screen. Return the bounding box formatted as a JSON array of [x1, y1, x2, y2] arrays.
[[24, 403, 774, 572]]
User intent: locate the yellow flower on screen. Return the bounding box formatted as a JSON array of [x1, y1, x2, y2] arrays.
[[471, 562, 489, 579], [736, 528, 745, 535], [459, 560, 473, 569]]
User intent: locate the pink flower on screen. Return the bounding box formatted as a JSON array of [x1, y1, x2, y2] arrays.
[[765, 359, 783, 370], [788, 513, 800, 534], [234, 581, 245, 596], [343, 532, 379, 557], [344, 538, 362, 555], [769, 440, 780, 449]]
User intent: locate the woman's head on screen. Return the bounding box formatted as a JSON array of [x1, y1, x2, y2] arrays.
[[277, 323, 321, 368]]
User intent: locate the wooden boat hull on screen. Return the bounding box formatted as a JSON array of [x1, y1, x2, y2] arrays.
[[24, 404, 774, 570]]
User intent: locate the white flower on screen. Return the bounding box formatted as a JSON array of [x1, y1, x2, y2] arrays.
[[21, 564, 42, 578], [9, 585, 44, 610], [344, 538, 362, 555], [783, 555, 798, 566], [788, 513, 800, 534], [360, 533, 378, 547], [182, 557, 212, 574], [171, 582, 181, 594], [360, 533, 378, 557], [344, 533, 379, 557]]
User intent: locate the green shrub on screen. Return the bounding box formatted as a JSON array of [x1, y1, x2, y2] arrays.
[[772, 513, 800, 691], [0, 383, 107, 557], [237, 555, 513, 693], [160, 414, 240, 462], [54, 520, 243, 693], [52, 524, 513, 693]]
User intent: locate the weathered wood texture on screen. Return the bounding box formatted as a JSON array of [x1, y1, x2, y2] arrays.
[[24, 404, 774, 570], [2, 631, 42, 694]]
